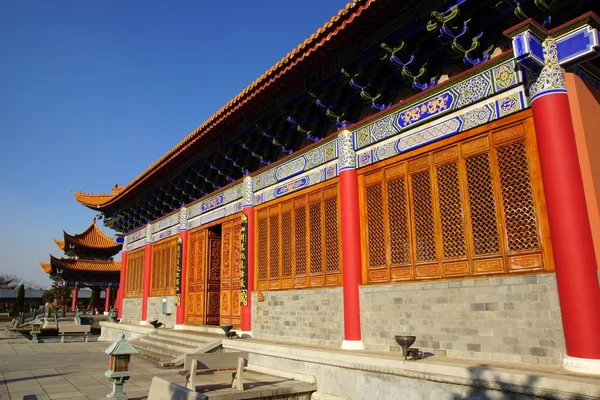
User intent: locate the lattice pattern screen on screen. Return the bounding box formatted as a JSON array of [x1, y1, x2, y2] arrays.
[[125, 247, 144, 297], [365, 184, 386, 269], [362, 120, 549, 283], [309, 202, 323, 276], [256, 183, 341, 290], [411, 171, 437, 263], [437, 162, 467, 259], [388, 177, 410, 265], [466, 153, 501, 256], [257, 214, 268, 281], [150, 237, 177, 296], [497, 141, 540, 252], [294, 207, 307, 276]]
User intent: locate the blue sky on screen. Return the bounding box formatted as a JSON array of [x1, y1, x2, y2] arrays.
[[0, 0, 350, 287]]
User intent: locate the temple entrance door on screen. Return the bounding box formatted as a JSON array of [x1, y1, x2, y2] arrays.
[[205, 231, 222, 325], [219, 219, 242, 327], [186, 229, 207, 325]]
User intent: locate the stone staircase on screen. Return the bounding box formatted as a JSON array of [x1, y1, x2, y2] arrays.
[[133, 328, 223, 368]]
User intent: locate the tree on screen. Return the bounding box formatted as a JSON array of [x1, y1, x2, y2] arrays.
[[0, 274, 20, 289], [41, 285, 72, 317], [11, 284, 25, 317], [0, 274, 46, 290], [89, 288, 96, 311]]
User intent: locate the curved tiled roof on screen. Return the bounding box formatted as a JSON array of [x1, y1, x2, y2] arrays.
[[44, 255, 121, 273], [73, 0, 374, 209], [63, 218, 121, 250], [53, 239, 65, 250], [40, 262, 52, 274]]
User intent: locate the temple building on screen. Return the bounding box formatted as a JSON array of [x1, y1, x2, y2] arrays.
[[74, 0, 600, 375], [41, 218, 122, 313]]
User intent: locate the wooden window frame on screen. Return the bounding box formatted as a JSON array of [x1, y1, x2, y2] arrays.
[[358, 110, 554, 285], [255, 180, 342, 291], [150, 236, 178, 297], [124, 247, 144, 298]]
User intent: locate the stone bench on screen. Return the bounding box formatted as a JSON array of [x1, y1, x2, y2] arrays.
[[148, 376, 207, 400], [59, 325, 90, 343], [180, 351, 248, 391]]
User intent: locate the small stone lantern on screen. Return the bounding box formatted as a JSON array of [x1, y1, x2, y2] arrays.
[[104, 333, 140, 400], [30, 317, 43, 344]]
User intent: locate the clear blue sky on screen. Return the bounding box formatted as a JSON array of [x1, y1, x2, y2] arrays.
[[0, 0, 350, 287]]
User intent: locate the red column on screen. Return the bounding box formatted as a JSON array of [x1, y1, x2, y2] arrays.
[[241, 205, 255, 332], [532, 93, 600, 364], [117, 251, 127, 319], [70, 285, 78, 312], [141, 241, 152, 323], [176, 229, 189, 326], [338, 130, 364, 349], [104, 287, 111, 314]]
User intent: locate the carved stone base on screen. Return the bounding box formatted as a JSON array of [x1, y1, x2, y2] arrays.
[[563, 355, 600, 375], [341, 340, 364, 350]]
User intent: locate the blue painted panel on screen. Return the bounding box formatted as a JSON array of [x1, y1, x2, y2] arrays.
[[557, 27, 598, 65]]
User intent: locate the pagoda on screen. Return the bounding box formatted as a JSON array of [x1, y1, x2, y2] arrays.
[[41, 218, 122, 313]]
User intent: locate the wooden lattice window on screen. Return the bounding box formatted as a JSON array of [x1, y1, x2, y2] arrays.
[[411, 168, 437, 263], [150, 237, 178, 296], [361, 114, 550, 283], [497, 141, 540, 252], [257, 210, 268, 282], [465, 152, 501, 256], [436, 162, 467, 259], [256, 182, 341, 290], [125, 247, 144, 298]]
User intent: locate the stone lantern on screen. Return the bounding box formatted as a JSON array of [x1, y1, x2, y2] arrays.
[[104, 333, 139, 400], [30, 317, 43, 344]]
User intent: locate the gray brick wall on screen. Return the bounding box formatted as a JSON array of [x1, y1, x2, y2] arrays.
[[147, 296, 177, 328], [360, 273, 566, 365], [122, 297, 142, 323], [252, 287, 343, 346]]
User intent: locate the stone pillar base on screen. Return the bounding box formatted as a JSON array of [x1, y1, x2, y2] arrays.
[[174, 324, 185, 330], [563, 355, 600, 375], [139, 321, 148, 325], [341, 340, 364, 350], [239, 330, 252, 338]]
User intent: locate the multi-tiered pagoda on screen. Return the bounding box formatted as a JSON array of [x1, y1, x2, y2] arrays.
[[41, 218, 122, 313]]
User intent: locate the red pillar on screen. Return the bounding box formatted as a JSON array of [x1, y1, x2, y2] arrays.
[[241, 205, 255, 332], [527, 37, 600, 373], [532, 93, 600, 365], [104, 287, 111, 314], [70, 285, 78, 312], [141, 240, 152, 323], [176, 229, 189, 326], [338, 130, 364, 349], [118, 251, 127, 319]]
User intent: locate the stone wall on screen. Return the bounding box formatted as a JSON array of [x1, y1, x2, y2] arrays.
[[360, 273, 565, 364], [252, 287, 343, 346], [121, 297, 142, 323], [147, 296, 177, 328]]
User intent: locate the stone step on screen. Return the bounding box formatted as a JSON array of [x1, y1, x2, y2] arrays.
[[154, 329, 223, 342], [134, 341, 180, 358], [135, 348, 174, 363], [148, 332, 209, 347], [139, 336, 197, 354]]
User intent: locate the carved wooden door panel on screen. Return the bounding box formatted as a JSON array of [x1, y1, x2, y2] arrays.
[[220, 219, 242, 327], [186, 229, 206, 325], [205, 232, 221, 325]]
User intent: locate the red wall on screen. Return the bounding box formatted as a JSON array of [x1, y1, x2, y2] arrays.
[[566, 73, 600, 269]]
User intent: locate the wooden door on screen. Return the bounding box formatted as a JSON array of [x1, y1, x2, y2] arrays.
[[186, 229, 206, 324], [205, 232, 221, 325], [220, 219, 242, 327]]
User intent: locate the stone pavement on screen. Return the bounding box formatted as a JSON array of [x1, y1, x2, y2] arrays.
[[0, 337, 181, 399]]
